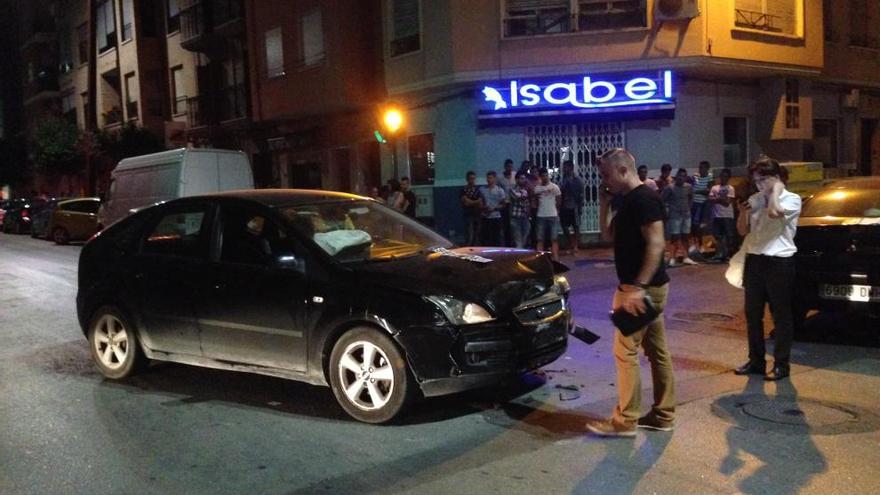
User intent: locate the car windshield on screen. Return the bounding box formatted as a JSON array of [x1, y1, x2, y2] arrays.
[[802, 186, 880, 219], [277, 200, 453, 262]]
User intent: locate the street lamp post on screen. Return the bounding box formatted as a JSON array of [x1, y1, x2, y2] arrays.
[[381, 107, 404, 179]]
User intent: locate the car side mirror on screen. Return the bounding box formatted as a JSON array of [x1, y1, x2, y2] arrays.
[[275, 254, 306, 274]]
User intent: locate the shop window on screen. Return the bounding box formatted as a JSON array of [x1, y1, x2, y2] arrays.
[[408, 133, 435, 185], [265, 27, 284, 77], [389, 0, 420, 57], [723, 117, 749, 169], [503, 0, 646, 38], [804, 119, 838, 168], [300, 9, 325, 67], [733, 0, 801, 36], [96, 0, 117, 53]]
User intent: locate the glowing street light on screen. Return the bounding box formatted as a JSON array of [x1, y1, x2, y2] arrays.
[[382, 108, 404, 135], [379, 106, 405, 178]]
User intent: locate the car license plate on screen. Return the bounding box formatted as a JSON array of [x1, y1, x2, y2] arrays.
[[819, 284, 880, 302]]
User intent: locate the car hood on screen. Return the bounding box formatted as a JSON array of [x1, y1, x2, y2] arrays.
[[351, 247, 560, 314], [799, 216, 880, 227]]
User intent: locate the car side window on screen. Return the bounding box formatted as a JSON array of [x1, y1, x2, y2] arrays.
[[64, 201, 97, 214], [220, 208, 291, 266], [82, 201, 101, 214], [142, 207, 211, 259]]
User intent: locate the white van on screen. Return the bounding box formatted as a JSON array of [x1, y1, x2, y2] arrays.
[[98, 148, 254, 228]]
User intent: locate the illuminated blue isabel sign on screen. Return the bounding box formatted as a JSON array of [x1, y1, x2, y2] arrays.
[[479, 70, 674, 118]]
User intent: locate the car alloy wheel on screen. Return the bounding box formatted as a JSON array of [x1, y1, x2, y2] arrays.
[[339, 340, 395, 410], [329, 327, 415, 423], [87, 306, 146, 379], [52, 227, 70, 245]]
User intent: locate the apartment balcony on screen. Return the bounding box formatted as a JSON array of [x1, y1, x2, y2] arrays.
[[180, 0, 245, 53], [186, 84, 249, 128]]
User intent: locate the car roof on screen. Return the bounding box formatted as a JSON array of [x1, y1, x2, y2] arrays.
[[821, 177, 880, 190], [58, 197, 100, 205], [188, 189, 372, 207]]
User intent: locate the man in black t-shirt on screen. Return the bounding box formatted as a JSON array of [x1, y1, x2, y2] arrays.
[[586, 148, 676, 438], [400, 177, 417, 218]]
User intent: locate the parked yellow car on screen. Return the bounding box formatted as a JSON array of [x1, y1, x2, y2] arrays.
[[49, 198, 101, 245]]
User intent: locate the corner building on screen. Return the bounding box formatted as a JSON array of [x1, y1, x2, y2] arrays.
[[381, 0, 880, 242]]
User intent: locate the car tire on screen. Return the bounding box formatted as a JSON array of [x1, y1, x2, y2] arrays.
[[87, 305, 147, 380], [328, 327, 416, 424], [52, 227, 70, 245]]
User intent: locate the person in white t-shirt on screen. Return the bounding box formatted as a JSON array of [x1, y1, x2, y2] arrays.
[[533, 168, 561, 260], [708, 168, 736, 261], [733, 157, 802, 382]]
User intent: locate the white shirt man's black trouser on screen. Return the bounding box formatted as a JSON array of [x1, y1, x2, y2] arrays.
[[743, 254, 795, 372]]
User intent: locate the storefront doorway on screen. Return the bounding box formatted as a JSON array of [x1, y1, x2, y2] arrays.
[[526, 122, 625, 233]]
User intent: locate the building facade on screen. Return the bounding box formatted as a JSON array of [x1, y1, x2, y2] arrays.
[[380, 0, 880, 241], [246, 0, 386, 195]]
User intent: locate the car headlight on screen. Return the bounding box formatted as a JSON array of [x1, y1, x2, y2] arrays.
[[552, 274, 570, 296], [425, 295, 495, 325]]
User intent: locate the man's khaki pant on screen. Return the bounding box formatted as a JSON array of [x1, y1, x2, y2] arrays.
[[611, 283, 675, 426]]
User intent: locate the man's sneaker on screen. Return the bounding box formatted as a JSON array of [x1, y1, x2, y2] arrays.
[[668, 258, 680, 267], [637, 414, 674, 432], [682, 257, 698, 265], [585, 419, 637, 438]]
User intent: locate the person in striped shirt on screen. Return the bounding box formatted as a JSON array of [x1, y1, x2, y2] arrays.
[[690, 160, 715, 259]]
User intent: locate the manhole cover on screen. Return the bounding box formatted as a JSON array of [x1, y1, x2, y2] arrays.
[[673, 312, 736, 322], [711, 393, 878, 435], [742, 399, 857, 427]]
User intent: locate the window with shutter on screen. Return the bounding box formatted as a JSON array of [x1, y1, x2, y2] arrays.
[[502, 0, 646, 38]]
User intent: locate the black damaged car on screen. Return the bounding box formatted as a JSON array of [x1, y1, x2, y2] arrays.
[[77, 190, 571, 423]]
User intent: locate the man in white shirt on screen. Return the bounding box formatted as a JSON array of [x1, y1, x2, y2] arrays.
[[734, 158, 802, 381], [533, 168, 561, 260]]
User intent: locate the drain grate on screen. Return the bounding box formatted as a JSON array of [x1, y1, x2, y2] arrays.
[[741, 399, 857, 427], [672, 312, 736, 322]]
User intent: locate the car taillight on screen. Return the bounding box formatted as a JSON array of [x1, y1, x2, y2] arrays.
[[21, 209, 28, 218]]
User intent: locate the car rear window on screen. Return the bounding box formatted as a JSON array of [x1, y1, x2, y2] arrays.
[[803, 188, 880, 218]]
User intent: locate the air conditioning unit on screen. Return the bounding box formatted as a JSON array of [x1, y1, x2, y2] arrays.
[[654, 0, 700, 21]]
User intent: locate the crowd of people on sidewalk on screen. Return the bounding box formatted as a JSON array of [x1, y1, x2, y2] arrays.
[[457, 159, 584, 260], [452, 155, 768, 266]]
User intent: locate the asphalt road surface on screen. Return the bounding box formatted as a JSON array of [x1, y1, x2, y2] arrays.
[[2, 233, 879, 494]]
